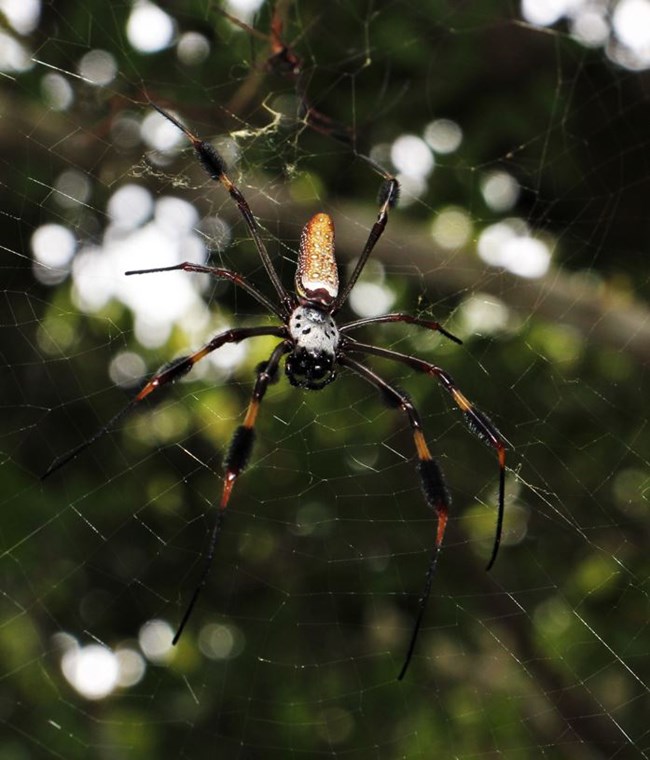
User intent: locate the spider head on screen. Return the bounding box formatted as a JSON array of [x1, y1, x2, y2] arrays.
[[285, 348, 337, 390]]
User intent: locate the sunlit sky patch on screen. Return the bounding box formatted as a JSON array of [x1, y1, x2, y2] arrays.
[[109, 351, 148, 388], [458, 293, 511, 337], [61, 642, 120, 700], [177, 31, 211, 65], [386, 134, 434, 204], [522, 0, 650, 70], [74, 230, 203, 347], [35, 122, 249, 369], [108, 184, 155, 230], [521, 0, 569, 26], [478, 220, 552, 278], [612, 0, 650, 53], [481, 171, 520, 212], [54, 169, 92, 208], [0, 0, 40, 35], [349, 282, 396, 319], [225, 0, 266, 22], [27, 1, 640, 358], [40, 72, 74, 110], [570, 8, 609, 47], [32, 224, 77, 286], [65, 186, 209, 347], [77, 49, 117, 86], [141, 108, 187, 152], [111, 112, 143, 151], [389, 120, 462, 204], [55, 634, 146, 700], [115, 648, 147, 688], [431, 207, 473, 250], [345, 258, 395, 318], [0, 30, 30, 72], [32, 224, 76, 269], [126, 1, 176, 54], [139, 619, 175, 663], [391, 135, 435, 178], [198, 622, 242, 660], [423, 119, 463, 154]]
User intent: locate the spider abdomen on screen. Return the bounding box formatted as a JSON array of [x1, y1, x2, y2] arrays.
[[295, 213, 338, 306]]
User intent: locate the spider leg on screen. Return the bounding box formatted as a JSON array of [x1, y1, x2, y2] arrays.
[[150, 105, 291, 314], [344, 339, 507, 571], [333, 177, 401, 313], [126, 262, 284, 319], [42, 326, 286, 479], [339, 356, 449, 680], [172, 339, 291, 644], [340, 313, 462, 345]]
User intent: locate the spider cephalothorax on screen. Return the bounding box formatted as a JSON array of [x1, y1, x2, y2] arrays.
[[44, 105, 507, 680], [285, 303, 339, 389]]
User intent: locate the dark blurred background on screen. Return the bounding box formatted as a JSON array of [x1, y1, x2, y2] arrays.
[[1, 1, 648, 758]]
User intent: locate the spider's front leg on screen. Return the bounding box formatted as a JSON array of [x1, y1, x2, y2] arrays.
[[126, 262, 285, 319], [150, 104, 291, 313], [219, 341, 290, 510], [172, 340, 291, 645], [42, 326, 286, 480], [340, 313, 462, 345]]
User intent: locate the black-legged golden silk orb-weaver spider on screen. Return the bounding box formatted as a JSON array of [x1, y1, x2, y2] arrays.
[[44, 105, 507, 680]]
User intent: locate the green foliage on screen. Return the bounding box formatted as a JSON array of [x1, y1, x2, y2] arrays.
[[1, 1, 648, 757]]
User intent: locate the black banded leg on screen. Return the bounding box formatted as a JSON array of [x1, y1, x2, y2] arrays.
[[172, 340, 291, 645], [340, 313, 462, 345], [344, 340, 507, 570], [150, 105, 291, 312], [340, 356, 450, 681], [125, 262, 284, 319], [43, 326, 286, 479], [333, 177, 401, 313]]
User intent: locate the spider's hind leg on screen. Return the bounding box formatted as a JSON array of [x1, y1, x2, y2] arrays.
[[345, 340, 507, 572], [339, 356, 450, 681]]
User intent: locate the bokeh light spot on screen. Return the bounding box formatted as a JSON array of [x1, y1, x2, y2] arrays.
[[127, 1, 176, 54], [61, 644, 120, 700]]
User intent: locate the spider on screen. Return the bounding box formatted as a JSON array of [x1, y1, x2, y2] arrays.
[[44, 105, 507, 680]]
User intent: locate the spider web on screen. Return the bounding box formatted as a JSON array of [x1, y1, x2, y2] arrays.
[[2, 0, 649, 757]]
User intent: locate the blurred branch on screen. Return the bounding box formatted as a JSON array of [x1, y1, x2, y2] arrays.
[[235, 190, 650, 365], [475, 572, 627, 756], [13, 98, 649, 365]]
